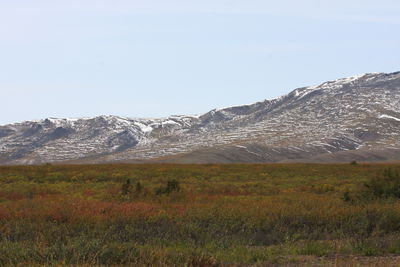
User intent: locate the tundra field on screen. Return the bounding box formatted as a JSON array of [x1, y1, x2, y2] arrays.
[[1, 163, 400, 266]]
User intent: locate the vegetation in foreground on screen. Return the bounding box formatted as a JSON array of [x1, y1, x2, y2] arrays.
[[1, 163, 400, 266]]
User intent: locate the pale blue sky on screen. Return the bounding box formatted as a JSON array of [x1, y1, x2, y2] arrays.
[[1, 0, 400, 125]]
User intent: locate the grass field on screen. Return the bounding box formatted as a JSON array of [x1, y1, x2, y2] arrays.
[[1, 163, 400, 266]]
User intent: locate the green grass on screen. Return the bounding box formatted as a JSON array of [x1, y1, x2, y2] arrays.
[[0, 163, 400, 266]]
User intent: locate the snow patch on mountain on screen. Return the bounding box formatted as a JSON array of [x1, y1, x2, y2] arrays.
[[379, 114, 400, 122]]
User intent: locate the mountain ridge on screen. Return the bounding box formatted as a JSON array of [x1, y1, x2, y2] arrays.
[[1, 71, 400, 164]]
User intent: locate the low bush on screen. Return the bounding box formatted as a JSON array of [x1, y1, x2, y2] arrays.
[[155, 179, 181, 195], [364, 168, 400, 199]]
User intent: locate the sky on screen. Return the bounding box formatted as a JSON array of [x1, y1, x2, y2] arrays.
[[1, 0, 400, 125]]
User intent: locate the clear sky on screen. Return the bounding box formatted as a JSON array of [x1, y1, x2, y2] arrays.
[[1, 0, 400, 125]]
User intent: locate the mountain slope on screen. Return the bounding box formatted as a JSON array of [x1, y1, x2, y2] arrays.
[[1, 71, 400, 164]]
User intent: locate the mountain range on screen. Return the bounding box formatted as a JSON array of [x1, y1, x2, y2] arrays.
[[1, 71, 400, 165]]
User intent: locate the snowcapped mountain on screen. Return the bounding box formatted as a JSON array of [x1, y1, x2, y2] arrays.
[[1, 71, 400, 164]]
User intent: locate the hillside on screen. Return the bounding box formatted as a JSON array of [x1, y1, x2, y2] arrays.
[[1, 71, 400, 164]]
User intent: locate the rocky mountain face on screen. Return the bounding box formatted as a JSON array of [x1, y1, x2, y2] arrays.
[[1, 71, 400, 164]]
